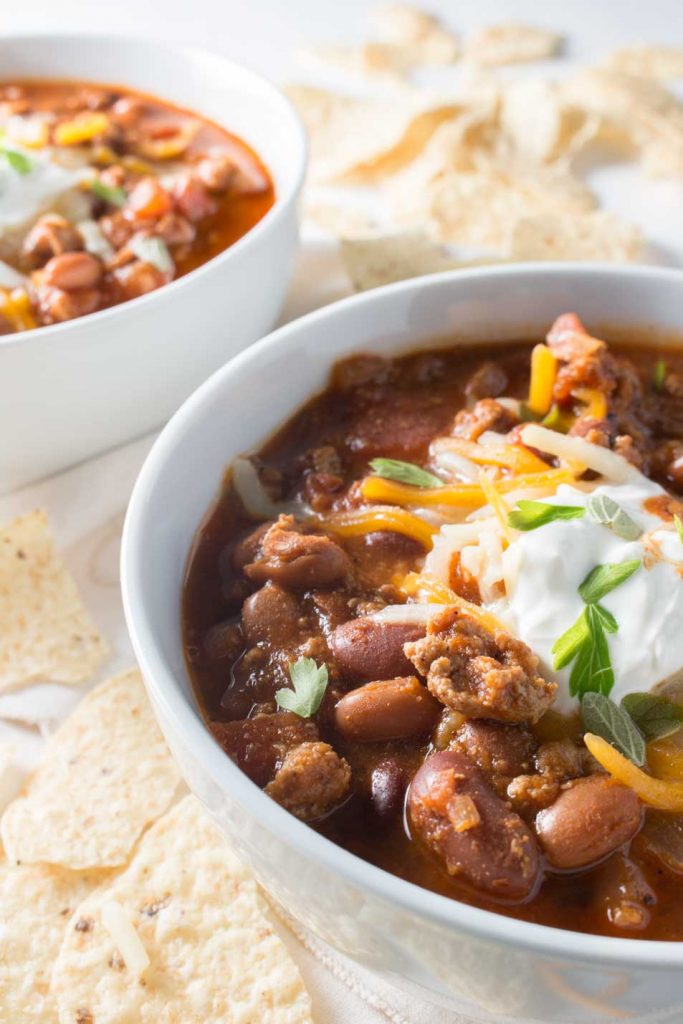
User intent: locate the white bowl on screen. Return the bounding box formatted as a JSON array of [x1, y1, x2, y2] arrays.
[[0, 33, 306, 494], [122, 264, 683, 1024]]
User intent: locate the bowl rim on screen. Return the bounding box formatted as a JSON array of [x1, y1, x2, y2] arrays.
[[0, 31, 307, 351], [122, 261, 683, 969]]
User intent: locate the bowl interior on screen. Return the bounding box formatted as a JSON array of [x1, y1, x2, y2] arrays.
[[0, 34, 303, 204], [122, 263, 683, 966]]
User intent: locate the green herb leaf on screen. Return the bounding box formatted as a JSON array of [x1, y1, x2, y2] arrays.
[[540, 404, 573, 433], [593, 602, 618, 634], [129, 234, 173, 274], [508, 499, 585, 532], [622, 692, 683, 741], [586, 494, 642, 541], [369, 458, 443, 488], [674, 514, 683, 544], [0, 144, 33, 175], [578, 559, 641, 605], [653, 359, 667, 392], [89, 177, 126, 207], [581, 691, 646, 765], [552, 607, 591, 670], [569, 605, 614, 697], [275, 657, 329, 718]]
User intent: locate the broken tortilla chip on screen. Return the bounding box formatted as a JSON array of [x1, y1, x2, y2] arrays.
[[499, 79, 591, 164], [0, 851, 109, 1023], [340, 227, 457, 289], [0, 509, 108, 693], [51, 795, 313, 1024], [388, 145, 595, 250], [286, 83, 460, 183], [372, 3, 460, 64], [563, 68, 683, 178], [509, 209, 643, 262], [464, 23, 561, 67], [0, 668, 182, 869], [605, 45, 683, 82]]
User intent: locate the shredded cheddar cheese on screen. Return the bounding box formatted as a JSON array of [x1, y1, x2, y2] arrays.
[[320, 506, 437, 548], [54, 113, 110, 146], [478, 472, 513, 542], [573, 387, 608, 420], [360, 468, 574, 509], [432, 437, 549, 475], [400, 571, 508, 633], [584, 733, 683, 811], [527, 344, 557, 416]]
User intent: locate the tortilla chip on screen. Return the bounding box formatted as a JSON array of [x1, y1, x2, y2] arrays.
[[305, 200, 377, 237], [509, 209, 643, 262], [0, 509, 108, 693], [0, 742, 23, 813], [0, 851, 108, 1022], [286, 83, 460, 183], [605, 46, 683, 81], [372, 4, 460, 64], [464, 23, 561, 67], [499, 79, 590, 163], [340, 228, 458, 289], [51, 796, 313, 1024], [563, 69, 683, 177], [0, 668, 182, 869], [389, 145, 595, 250]]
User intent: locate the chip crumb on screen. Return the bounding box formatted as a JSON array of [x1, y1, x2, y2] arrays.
[[0, 509, 108, 693], [464, 23, 561, 67]]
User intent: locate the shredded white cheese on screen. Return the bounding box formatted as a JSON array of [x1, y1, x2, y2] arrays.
[[520, 423, 634, 481], [100, 900, 150, 979]]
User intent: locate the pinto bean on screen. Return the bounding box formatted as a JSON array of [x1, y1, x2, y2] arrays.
[[334, 676, 440, 743], [22, 214, 83, 267], [42, 251, 103, 291], [35, 285, 101, 323], [330, 617, 424, 682], [535, 776, 643, 870], [409, 751, 541, 901]]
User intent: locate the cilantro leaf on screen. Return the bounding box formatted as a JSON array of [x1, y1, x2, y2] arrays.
[[508, 499, 585, 532], [369, 458, 443, 488], [0, 144, 32, 175], [622, 692, 683, 741], [586, 494, 641, 541], [653, 359, 667, 392], [578, 559, 641, 605], [581, 692, 646, 765], [89, 177, 126, 207], [552, 607, 590, 670], [275, 657, 329, 718], [569, 605, 614, 697]]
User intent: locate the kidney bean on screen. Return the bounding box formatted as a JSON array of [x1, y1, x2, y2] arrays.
[[409, 751, 541, 901], [330, 617, 424, 682], [370, 758, 406, 818], [42, 251, 103, 291], [334, 676, 440, 743], [535, 775, 643, 871]]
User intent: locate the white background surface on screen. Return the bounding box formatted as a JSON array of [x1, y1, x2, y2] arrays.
[[2, 4, 683, 1021]]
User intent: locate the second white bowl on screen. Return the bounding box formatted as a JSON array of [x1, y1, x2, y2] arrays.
[[0, 33, 306, 493]]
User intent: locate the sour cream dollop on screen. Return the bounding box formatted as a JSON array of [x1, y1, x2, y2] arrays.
[[493, 475, 683, 712], [0, 145, 89, 241]]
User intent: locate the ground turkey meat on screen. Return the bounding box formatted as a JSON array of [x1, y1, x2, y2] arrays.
[[451, 720, 536, 796], [405, 608, 556, 724], [265, 741, 351, 820], [452, 398, 518, 442], [245, 514, 352, 591]]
